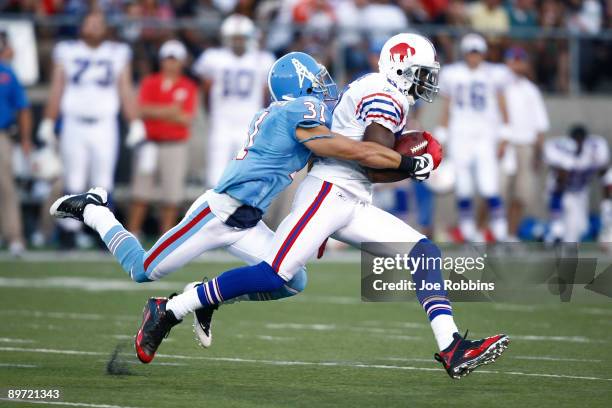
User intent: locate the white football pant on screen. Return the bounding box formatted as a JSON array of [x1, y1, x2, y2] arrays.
[[263, 175, 425, 281]]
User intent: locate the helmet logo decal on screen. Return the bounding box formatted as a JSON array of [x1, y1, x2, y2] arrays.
[[291, 58, 318, 88], [389, 42, 416, 62]]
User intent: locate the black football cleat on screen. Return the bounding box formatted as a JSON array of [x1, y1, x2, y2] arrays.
[[49, 187, 108, 221], [434, 331, 509, 379], [135, 297, 181, 364], [184, 281, 217, 348]]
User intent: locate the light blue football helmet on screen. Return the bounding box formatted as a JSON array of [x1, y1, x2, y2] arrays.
[[268, 52, 338, 102]]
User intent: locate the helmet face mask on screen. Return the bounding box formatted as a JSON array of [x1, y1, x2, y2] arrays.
[[310, 65, 338, 102], [404, 64, 439, 103]]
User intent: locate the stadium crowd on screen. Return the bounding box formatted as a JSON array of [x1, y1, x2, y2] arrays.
[[1, 1, 612, 255], [1, 0, 612, 92]]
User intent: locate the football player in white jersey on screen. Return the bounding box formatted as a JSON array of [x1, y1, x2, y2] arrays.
[[436, 33, 511, 242], [599, 167, 612, 251], [38, 11, 144, 245], [193, 14, 276, 187], [544, 124, 609, 243], [166, 34, 509, 379]]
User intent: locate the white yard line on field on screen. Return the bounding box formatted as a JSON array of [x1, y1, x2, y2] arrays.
[[95, 359, 185, 367], [0, 310, 135, 322], [0, 338, 36, 344], [0, 398, 141, 408], [512, 355, 603, 363], [512, 335, 607, 343], [0, 363, 38, 368], [2, 346, 611, 382], [0, 277, 178, 292]]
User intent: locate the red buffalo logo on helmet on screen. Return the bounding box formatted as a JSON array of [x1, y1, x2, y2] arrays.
[[389, 42, 416, 62]]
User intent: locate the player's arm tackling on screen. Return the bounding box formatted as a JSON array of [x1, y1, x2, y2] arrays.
[[362, 123, 413, 183], [296, 125, 419, 174]]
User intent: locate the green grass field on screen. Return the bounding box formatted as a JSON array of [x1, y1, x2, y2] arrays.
[[1, 256, 611, 408]]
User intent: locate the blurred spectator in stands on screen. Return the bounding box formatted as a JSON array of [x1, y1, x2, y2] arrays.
[[536, 0, 569, 92], [434, 0, 469, 62], [0, 30, 32, 256], [336, 0, 370, 80], [566, 0, 602, 34], [469, 0, 509, 32], [507, 0, 539, 28], [361, 0, 409, 45], [234, 0, 258, 18], [500, 46, 549, 240], [421, 0, 449, 22], [293, 0, 336, 36], [398, 0, 429, 24], [128, 40, 198, 236], [566, 0, 604, 91]]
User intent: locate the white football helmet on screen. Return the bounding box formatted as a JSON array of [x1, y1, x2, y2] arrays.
[[220, 14, 257, 51], [378, 33, 440, 103]]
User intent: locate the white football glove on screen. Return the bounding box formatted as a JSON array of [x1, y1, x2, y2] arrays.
[[413, 153, 434, 181], [37, 118, 57, 147], [126, 119, 147, 148]]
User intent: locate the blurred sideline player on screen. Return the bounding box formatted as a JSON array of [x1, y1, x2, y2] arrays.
[[38, 11, 145, 247], [500, 46, 549, 240], [599, 168, 612, 251], [160, 34, 509, 379], [50, 52, 420, 349], [437, 33, 511, 242], [127, 40, 198, 236], [193, 14, 275, 187], [544, 124, 609, 243]]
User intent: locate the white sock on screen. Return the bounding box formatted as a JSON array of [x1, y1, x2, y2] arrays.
[[83, 205, 121, 237], [166, 288, 202, 320], [459, 218, 478, 242], [431, 314, 459, 351], [490, 217, 508, 242]]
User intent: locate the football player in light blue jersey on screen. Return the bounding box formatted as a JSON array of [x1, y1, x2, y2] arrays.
[[51, 52, 430, 362]]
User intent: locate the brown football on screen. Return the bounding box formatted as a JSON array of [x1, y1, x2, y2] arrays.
[[394, 130, 428, 157]]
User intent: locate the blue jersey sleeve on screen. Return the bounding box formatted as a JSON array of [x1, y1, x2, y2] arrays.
[[9, 70, 29, 110], [287, 96, 331, 129]]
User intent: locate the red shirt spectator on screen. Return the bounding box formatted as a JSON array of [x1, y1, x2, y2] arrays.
[[138, 73, 197, 142]]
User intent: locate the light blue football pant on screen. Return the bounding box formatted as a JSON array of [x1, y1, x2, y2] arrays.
[[99, 191, 307, 301]]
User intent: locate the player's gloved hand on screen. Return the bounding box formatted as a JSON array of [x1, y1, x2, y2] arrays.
[[398, 153, 434, 181], [37, 118, 57, 148], [423, 131, 443, 169], [126, 119, 147, 148]]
